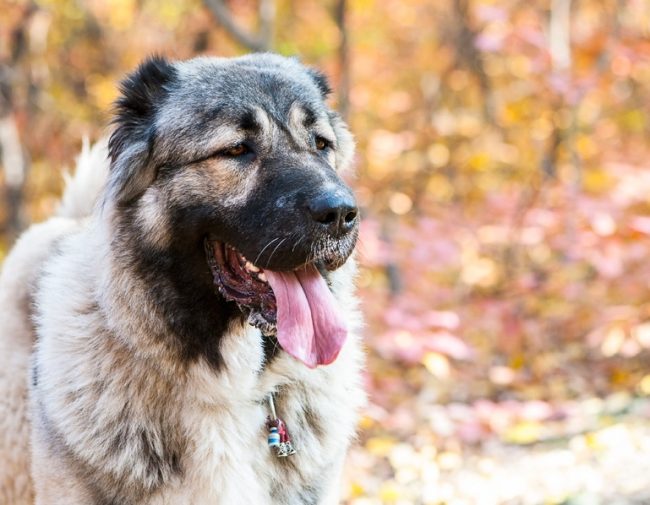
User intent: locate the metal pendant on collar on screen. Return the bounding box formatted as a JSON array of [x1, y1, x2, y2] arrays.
[[266, 394, 297, 457]]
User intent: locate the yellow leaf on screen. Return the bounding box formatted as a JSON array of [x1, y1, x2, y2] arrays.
[[584, 432, 602, 450], [621, 109, 646, 132], [503, 421, 543, 445], [107, 0, 136, 30], [584, 168, 615, 193], [587, 424, 631, 452], [422, 352, 450, 379], [366, 436, 397, 457], [638, 374, 650, 395], [349, 481, 365, 498], [427, 143, 450, 167], [378, 482, 400, 503], [358, 415, 375, 430], [425, 174, 454, 202], [576, 134, 597, 158], [601, 326, 625, 357], [468, 152, 490, 171], [461, 256, 498, 287], [437, 451, 462, 470]]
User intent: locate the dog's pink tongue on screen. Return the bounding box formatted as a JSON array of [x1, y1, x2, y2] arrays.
[[265, 265, 347, 368]]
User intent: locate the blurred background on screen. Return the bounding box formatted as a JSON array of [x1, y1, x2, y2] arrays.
[[2, 0, 650, 503]]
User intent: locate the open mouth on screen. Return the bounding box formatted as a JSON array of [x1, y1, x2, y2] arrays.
[[205, 240, 347, 368]]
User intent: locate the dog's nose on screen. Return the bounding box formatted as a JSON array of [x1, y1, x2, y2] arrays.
[[307, 191, 358, 235]]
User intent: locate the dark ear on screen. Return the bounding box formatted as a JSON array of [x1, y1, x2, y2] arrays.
[[306, 68, 332, 98], [107, 56, 177, 205]]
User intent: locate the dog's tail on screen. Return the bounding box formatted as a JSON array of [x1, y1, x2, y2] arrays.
[[57, 138, 110, 219]]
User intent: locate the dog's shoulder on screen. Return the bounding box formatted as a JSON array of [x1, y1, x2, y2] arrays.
[[0, 215, 83, 504], [0, 216, 84, 343]]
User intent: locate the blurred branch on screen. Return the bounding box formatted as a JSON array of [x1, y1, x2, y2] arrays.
[[0, 3, 36, 240], [334, 0, 350, 120], [541, 123, 562, 179], [0, 116, 27, 238], [203, 0, 275, 52], [549, 0, 582, 261], [382, 218, 402, 297], [540, 0, 573, 179], [452, 0, 494, 122], [549, 0, 572, 72]]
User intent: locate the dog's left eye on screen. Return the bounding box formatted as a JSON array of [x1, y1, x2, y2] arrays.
[[223, 143, 250, 157], [315, 136, 332, 151]]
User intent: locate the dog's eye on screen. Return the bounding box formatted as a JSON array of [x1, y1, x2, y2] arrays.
[[223, 143, 250, 157], [315, 136, 331, 151]]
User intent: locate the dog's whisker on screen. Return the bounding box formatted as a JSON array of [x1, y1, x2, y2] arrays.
[[291, 234, 306, 254], [308, 242, 317, 264], [265, 238, 287, 268], [254, 237, 280, 266]]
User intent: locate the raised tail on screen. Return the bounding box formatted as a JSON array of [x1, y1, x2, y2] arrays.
[[57, 138, 110, 219]]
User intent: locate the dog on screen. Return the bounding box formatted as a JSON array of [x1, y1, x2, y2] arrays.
[[0, 54, 365, 505]]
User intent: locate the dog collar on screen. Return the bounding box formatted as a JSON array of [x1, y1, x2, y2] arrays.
[[265, 393, 297, 457]]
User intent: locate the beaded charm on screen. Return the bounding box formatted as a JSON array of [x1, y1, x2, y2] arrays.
[[267, 426, 280, 447], [266, 394, 297, 457]]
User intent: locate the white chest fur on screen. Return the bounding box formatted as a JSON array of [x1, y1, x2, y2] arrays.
[[149, 323, 365, 505]]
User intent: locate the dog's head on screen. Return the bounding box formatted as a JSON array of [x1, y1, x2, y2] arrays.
[[106, 55, 358, 368]]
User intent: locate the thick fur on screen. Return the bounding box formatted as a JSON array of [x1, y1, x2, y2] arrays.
[[0, 54, 365, 504]]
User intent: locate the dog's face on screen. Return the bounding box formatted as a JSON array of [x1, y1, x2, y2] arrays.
[[107, 55, 358, 367]]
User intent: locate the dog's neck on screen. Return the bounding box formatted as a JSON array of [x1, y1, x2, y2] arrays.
[[97, 209, 244, 371]]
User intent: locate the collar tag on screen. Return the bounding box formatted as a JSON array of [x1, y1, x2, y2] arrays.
[[266, 394, 297, 457]]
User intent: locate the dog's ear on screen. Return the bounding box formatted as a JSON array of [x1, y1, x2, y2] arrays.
[[306, 68, 332, 98], [107, 56, 177, 205]]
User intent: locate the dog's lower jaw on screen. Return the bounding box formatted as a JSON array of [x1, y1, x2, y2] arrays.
[[247, 310, 277, 337]]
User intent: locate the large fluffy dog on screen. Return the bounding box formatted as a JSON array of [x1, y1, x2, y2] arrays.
[[0, 54, 365, 504]]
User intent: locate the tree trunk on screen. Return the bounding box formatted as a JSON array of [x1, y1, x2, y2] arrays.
[[203, 0, 275, 52], [334, 0, 350, 120]]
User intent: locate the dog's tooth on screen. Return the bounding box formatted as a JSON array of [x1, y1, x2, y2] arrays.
[[258, 272, 268, 283], [245, 261, 260, 273]]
